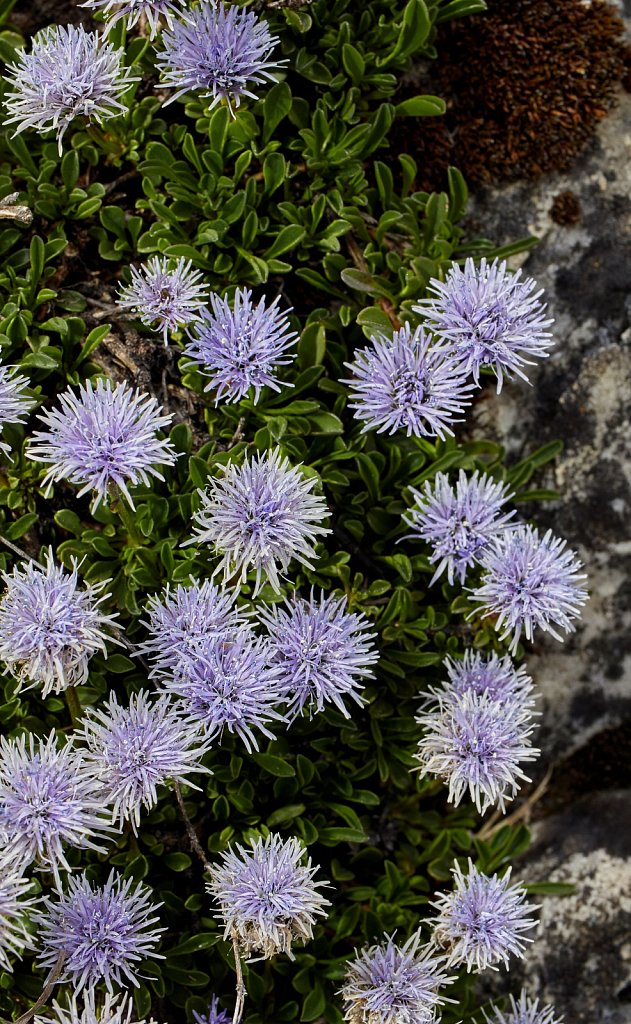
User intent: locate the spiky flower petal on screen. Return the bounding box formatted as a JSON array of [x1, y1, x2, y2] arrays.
[[157, 1, 285, 111], [184, 288, 298, 404], [432, 650, 535, 709], [485, 991, 563, 1024], [259, 590, 378, 719], [192, 997, 231, 1024], [0, 365, 34, 456], [81, 0, 186, 38], [37, 871, 164, 993], [431, 860, 538, 972], [403, 470, 515, 585], [28, 378, 176, 510], [207, 833, 330, 959], [342, 324, 474, 439], [0, 550, 119, 697], [0, 860, 36, 972], [3, 25, 138, 153], [36, 992, 148, 1024], [417, 258, 554, 391], [186, 448, 331, 596], [117, 257, 207, 345], [469, 525, 588, 654], [340, 931, 454, 1024]]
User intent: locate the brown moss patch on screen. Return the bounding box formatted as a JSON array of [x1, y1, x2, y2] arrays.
[[550, 190, 582, 226]]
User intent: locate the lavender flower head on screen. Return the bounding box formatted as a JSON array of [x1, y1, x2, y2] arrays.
[[117, 257, 207, 346], [3, 25, 138, 153], [160, 627, 287, 752], [77, 690, 210, 832], [431, 860, 538, 972], [435, 650, 535, 709], [184, 288, 299, 404], [485, 991, 563, 1024], [207, 832, 331, 959], [35, 992, 149, 1024], [0, 733, 114, 883], [340, 931, 454, 1024], [28, 378, 177, 510], [0, 365, 35, 456], [186, 448, 331, 595], [0, 858, 36, 972], [81, 0, 187, 38], [258, 589, 378, 720], [417, 258, 554, 391], [415, 690, 539, 814], [192, 997, 231, 1024], [37, 871, 164, 993], [403, 470, 516, 585], [157, 1, 285, 112], [0, 549, 119, 697], [342, 324, 474, 439], [469, 525, 588, 654]]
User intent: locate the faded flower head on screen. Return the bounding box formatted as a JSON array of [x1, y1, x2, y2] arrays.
[[342, 324, 474, 439], [184, 288, 299, 404], [157, 1, 285, 111], [192, 997, 231, 1024], [404, 470, 516, 585], [436, 650, 535, 709], [117, 256, 207, 346], [77, 690, 210, 832], [485, 991, 563, 1024], [341, 931, 453, 1024], [186, 448, 331, 595], [28, 378, 176, 510], [81, 0, 186, 38], [0, 732, 113, 883], [35, 992, 148, 1024], [160, 627, 287, 752], [431, 860, 538, 972], [0, 549, 118, 697], [417, 258, 554, 391], [37, 871, 164, 993], [259, 589, 378, 719], [469, 525, 588, 654], [0, 365, 35, 456], [415, 690, 539, 814], [3, 25, 138, 153], [207, 832, 331, 959], [0, 858, 36, 972]]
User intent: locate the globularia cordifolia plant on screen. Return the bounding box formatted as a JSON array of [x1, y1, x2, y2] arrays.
[[0, 0, 588, 1020]]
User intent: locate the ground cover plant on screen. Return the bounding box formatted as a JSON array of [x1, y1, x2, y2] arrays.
[[0, 1, 590, 1023]]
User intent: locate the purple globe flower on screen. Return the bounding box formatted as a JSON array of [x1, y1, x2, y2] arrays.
[[0, 860, 36, 972], [434, 650, 535, 709], [37, 871, 165, 993], [469, 525, 588, 654], [81, 0, 186, 38], [0, 550, 119, 697], [28, 378, 177, 510], [258, 589, 378, 719], [184, 288, 299, 405], [160, 627, 287, 752], [3, 25, 138, 153], [35, 992, 143, 1024], [417, 258, 554, 392], [342, 324, 475, 439], [0, 733, 114, 882], [157, 1, 285, 111], [207, 833, 331, 959], [117, 256, 207, 345], [340, 931, 454, 1024], [415, 690, 539, 814], [185, 448, 331, 595], [403, 470, 516, 585], [431, 860, 538, 972], [485, 991, 563, 1024], [193, 997, 231, 1024], [0, 365, 35, 456], [77, 690, 210, 832]]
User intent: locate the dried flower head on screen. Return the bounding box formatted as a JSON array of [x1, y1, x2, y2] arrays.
[[404, 470, 515, 585], [117, 256, 207, 346], [37, 871, 164, 993], [184, 288, 299, 404], [192, 997, 231, 1024], [0, 859, 36, 972], [35, 992, 148, 1024], [207, 833, 330, 959], [342, 324, 474, 438], [0, 365, 35, 456], [0, 550, 118, 697], [157, 1, 285, 111], [28, 378, 176, 510], [3, 25, 138, 153], [417, 258, 554, 391], [415, 690, 539, 814], [469, 525, 588, 654], [485, 991, 563, 1024], [431, 860, 538, 972], [435, 650, 535, 708], [259, 589, 378, 719], [0, 732, 114, 883], [77, 690, 210, 832], [186, 448, 331, 595], [81, 0, 186, 38], [340, 931, 454, 1024]]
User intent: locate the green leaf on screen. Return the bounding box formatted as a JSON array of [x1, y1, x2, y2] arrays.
[[342, 43, 365, 83], [396, 95, 446, 117], [105, 654, 135, 673], [5, 513, 38, 540], [318, 827, 368, 845], [264, 225, 305, 260], [164, 853, 193, 872], [262, 81, 292, 143], [267, 804, 306, 827], [301, 984, 326, 1022], [251, 752, 295, 777]]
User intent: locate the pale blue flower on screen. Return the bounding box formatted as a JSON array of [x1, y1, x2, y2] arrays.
[[0, 365, 35, 456], [0, 858, 36, 973], [117, 257, 207, 345], [485, 991, 563, 1024], [35, 992, 144, 1024], [193, 996, 231, 1024], [81, 0, 186, 38], [435, 650, 535, 709]]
